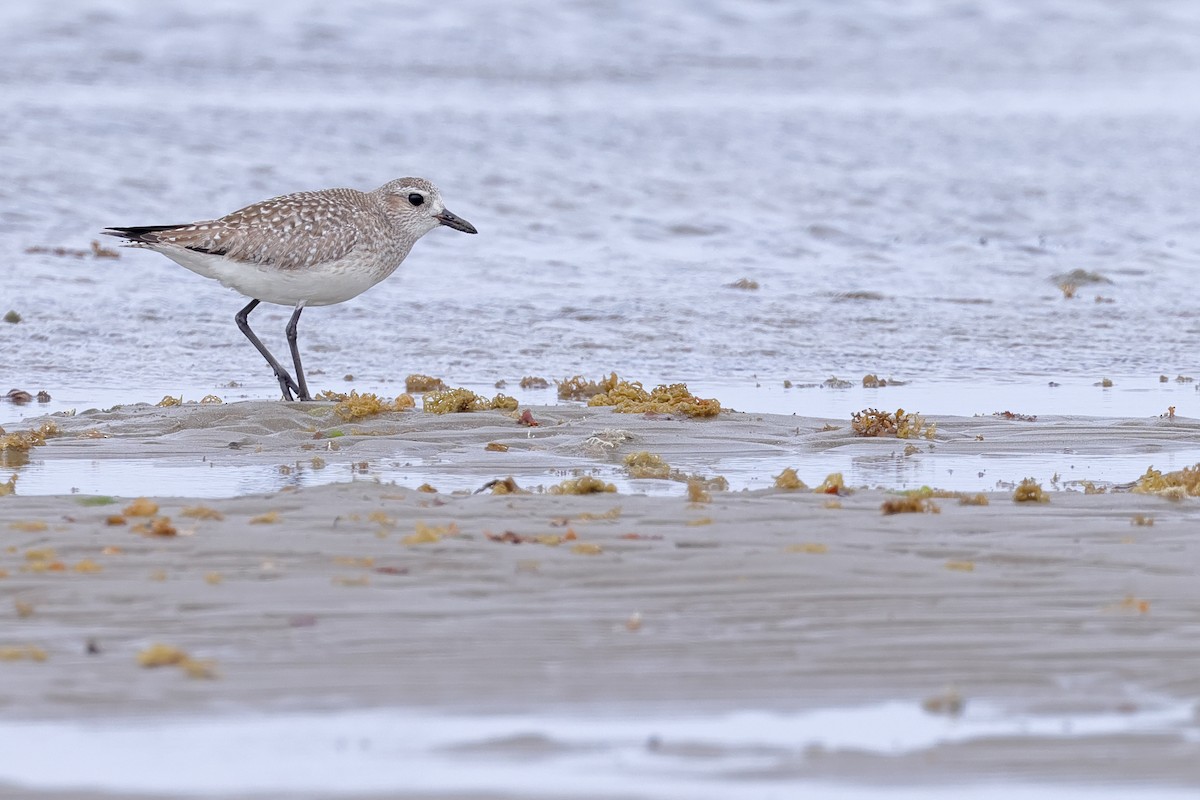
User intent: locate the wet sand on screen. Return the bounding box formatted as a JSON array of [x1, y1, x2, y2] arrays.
[[1, 403, 1198, 797]]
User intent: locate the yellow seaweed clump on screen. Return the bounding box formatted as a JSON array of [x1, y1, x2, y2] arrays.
[[773, 468, 808, 490], [0, 645, 47, 662], [902, 486, 959, 499], [683, 474, 728, 502], [423, 388, 518, 414], [558, 372, 620, 400], [22, 548, 65, 573], [405, 374, 447, 393], [402, 521, 459, 545], [0, 474, 16, 496], [137, 643, 217, 679], [1132, 464, 1200, 499], [694, 474, 729, 492], [1, 422, 62, 465], [851, 408, 935, 439], [136, 643, 189, 667], [181, 505, 224, 521], [323, 390, 415, 421], [881, 496, 941, 515], [490, 394, 520, 411], [123, 497, 159, 517], [786, 542, 828, 554], [624, 451, 672, 479], [590, 380, 721, 418], [482, 477, 528, 495], [814, 472, 847, 495], [1013, 478, 1049, 503], [131, 516, 178, 537], [549, 476, 617, 495]]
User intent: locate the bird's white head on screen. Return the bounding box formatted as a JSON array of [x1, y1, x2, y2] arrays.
[[376, 177, 478, 237]]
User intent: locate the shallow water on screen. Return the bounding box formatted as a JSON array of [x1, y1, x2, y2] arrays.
[[13, 446, 1198, 499], [1, 701, 1197, 798], [3, 0, 1200, 419], [12, 422, 1200, 499]]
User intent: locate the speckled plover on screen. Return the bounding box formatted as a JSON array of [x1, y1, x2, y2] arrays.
[[104, 178, 477, 400]]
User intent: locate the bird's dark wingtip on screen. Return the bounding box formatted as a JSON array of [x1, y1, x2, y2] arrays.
[[100, 225, 189, 244]]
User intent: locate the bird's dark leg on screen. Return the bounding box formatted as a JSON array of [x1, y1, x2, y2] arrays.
[[285, 303, 311, 401], [235, 299, 301, 401]]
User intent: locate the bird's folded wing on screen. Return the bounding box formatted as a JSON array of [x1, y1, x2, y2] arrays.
[[151, 190, 369, 270]]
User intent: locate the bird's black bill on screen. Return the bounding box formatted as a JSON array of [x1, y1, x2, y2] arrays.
[[436, 209, 478, 234]]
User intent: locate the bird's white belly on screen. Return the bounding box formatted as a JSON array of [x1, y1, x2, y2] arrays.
[[159, 247, 398, 307]]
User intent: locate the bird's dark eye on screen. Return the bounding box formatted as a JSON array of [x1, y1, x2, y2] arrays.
[[408, 193, 424, 207]]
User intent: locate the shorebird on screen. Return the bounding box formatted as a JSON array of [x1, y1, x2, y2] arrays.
[[103, 177, 477, 401]]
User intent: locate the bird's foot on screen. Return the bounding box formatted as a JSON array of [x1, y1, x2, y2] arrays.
[[274, 370, 301, 401]]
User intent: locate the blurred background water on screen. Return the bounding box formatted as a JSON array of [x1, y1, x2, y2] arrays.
[[3, 0, 1200, 424]]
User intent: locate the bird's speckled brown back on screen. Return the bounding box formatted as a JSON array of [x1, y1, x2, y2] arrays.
[[142, 187, 397, 270]]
